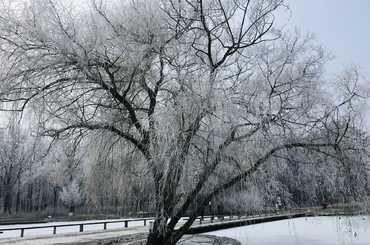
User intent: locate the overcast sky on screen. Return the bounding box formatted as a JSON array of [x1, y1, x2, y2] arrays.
[[275, 0, 370, 76], [73, 0, 369, 76]]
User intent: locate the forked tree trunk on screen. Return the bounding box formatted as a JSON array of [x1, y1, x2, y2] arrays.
[[146, 231, 166, 245], [146, 217, 173, 245]]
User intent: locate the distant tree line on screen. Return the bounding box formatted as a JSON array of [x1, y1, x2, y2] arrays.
[[1, 123, 369, 216]]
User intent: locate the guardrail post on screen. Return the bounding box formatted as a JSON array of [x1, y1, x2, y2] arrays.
[[79, 224, 83, 232], [211, 216, 214, 223], [21, 229, 24, 237], [104, 223, 107, 230], [53, 226, 56, 234], [144, 220, 146, 226], [149, 221, 154, 233], [199, 218, 202, 225], [125, 221, 128, 228]]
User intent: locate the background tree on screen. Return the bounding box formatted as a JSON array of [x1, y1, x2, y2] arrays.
[[59, 180, 84, 214], [0, 0, 368, 244], [0, 125, 28, 214], [0, 121, 46, 214]]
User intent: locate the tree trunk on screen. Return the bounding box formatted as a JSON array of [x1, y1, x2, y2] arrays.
[[146, 227, 172, 245], [16, 187, 20, 213], [3, 176, 12, 214], [27, 183, 33, 212], [3, 189, 12, 214], [146, 231, 163, 245], [53, 186, 58, 214]]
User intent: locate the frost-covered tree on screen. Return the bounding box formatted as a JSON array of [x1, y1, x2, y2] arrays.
[[41, 138, 86, 213], [0, 118, 59, 214], [0, 0, 368, 244], [83, 137, 152, 215], [0, 126, 28, 214], [0, 121, 43, 214], [59, 180, 84, 213]]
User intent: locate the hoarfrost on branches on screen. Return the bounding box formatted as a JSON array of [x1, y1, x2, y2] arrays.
[[59, 180, 84, 210], [0, 0, 369, 244]]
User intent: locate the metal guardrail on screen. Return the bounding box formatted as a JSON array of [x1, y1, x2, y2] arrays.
[[0, 208, 299, 238], [185, 209, 303, 227], [186, 213, 307, 234], [2, 204, 363, 238], [0, 217, 154, 238], [0, 212, 288, 238]]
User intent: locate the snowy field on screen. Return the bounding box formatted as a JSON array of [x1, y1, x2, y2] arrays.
[[1, 216, 370, 244], [205, 216, 370, 245], [0, 218, 154, 238]]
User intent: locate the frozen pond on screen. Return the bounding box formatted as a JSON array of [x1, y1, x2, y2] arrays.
[[205, 216, 370, 245]]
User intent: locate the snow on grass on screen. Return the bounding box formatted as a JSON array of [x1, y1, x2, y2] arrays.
[[204, 216, 370, 245], [0, 218, 154, 238], [2, 216, 369, 244]]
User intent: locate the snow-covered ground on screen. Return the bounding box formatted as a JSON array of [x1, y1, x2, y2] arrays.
[[0, 217, 184, 244], [205, 216, 370, 245], [1, 216, 370, 244], [0, 218, 154, 238]]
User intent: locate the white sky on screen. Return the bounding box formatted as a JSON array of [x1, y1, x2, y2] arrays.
[[273, 0, 370, 127], [275, 0, 370, 76]]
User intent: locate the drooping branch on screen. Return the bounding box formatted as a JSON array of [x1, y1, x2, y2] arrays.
[[167, 123, 261, 233], [169, 142, 336, 245], [42, 122, 150, 159]]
